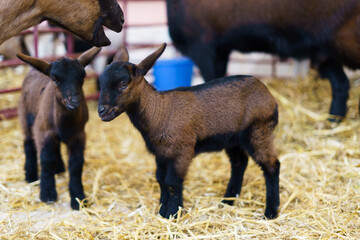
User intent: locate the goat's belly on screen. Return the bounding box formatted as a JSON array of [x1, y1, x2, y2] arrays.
[[224, 24, 323, 60], [194, 131, 245, 154]]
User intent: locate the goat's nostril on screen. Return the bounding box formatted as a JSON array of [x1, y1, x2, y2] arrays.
[[98, 105, 105, 114]]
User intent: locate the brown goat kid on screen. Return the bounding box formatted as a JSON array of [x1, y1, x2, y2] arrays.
[[17, 47, 101, 210], [0, 0, 124, 46], [97, 43, 280, 219]]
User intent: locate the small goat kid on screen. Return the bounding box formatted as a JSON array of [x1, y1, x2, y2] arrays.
[[98, 44, 280, 219], [17, 47, 101, 210]]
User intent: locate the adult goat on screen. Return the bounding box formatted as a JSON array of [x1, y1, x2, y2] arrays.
[[0, 0, 124, 47], [166, 0, 360, 121]]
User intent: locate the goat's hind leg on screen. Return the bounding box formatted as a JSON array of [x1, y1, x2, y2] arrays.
[[318, 59, 349, 122], [247, 124, 280, 219], [24, 136, 38, 182], [22, 114, 38, 182], [222, 146, 248, 205]]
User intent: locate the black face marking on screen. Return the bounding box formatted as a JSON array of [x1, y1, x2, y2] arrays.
[[49, 58, 86, 110], [98, 0, 124, 32], [100, 63, 132, 88], [99, 62, 133, 104], [97, 62, 136, 121]]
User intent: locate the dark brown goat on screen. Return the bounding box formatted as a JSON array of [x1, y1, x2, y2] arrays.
[[97, 43, 280, 219], [0, 0, 124, 46], [17, 47, 100, 210], [166, 0, 360, 122]]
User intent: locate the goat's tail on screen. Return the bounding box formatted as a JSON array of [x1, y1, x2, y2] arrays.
[[269, 104, 279, 129]]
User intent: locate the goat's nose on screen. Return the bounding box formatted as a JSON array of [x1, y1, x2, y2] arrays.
[[70, 96, 81, 105], [98, 105, 105, 114]]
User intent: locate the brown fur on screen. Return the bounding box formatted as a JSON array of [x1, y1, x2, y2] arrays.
[[171, 0, 360, 67], [17, 47, 100, 209], [167, 0, 360, 120], [18, 69, 89, 149], [129, 74, 277, 178], [98, 44, 280, 219], [0, 0, 124, 46]]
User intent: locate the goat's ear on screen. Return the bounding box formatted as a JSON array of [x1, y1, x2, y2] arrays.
[[17, 53, 51, 75], [78, 47, 101, 67], [113, 46, 129, 62], [136, 43, 166, 76]]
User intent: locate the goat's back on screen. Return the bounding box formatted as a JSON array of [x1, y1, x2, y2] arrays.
[[177, 0, 357, 33], [18, 69, 52, 133], [162, 75, 277, 138], [167, 0, 360, 66]]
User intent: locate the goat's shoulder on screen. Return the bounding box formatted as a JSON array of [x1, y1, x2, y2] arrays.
[[21, 69, 51, 116], [22, 69, 50, 94]]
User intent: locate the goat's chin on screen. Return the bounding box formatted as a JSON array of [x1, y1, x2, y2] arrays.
[[91, 19, 111, 47], [65, 103, 79, 111]]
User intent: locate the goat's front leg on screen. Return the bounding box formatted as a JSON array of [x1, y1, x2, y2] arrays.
[[39, 133, 59, 203], [54, 140, 65, 175], [156, 157, 169, 217], [162, 150, 193, 219], [162, 159, 184, 219], [67, 132, 86, 210]]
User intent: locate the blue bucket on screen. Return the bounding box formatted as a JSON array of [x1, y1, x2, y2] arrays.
[[153, 57, 194, 91]]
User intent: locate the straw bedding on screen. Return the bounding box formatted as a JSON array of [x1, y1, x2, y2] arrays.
[[0, 67, 359, 239]]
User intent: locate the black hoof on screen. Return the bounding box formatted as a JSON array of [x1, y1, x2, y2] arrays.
[[160, 207, 181, 219], [25, 175, 39, 183], [221, 199, 234, 206], [264, 208, 278, 220], [71, 196, 87, 210], [159, 204, 168, 218], [327, 116, 343, 123], [40, 191, 57, 203]]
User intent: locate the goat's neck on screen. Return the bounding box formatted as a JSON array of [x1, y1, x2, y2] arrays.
[[127, 80, 167, 134], [0, 0, 42, 44]]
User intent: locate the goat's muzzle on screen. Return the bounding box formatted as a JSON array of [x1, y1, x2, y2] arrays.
[[65, 96, 81, 111], [101, 6, 124, 33], [98, 104, 122, 122]]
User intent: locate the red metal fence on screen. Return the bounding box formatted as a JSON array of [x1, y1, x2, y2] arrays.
[[0, 0, 169, 120], [0, 0, 281, 120]]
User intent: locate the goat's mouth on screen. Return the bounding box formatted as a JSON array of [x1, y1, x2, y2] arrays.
[[66, 103, 79, 111], [91, 11, 124, 47], [91, 19, 112, 47], [99, 106, 122, 122], [64, 99, 80, 111]]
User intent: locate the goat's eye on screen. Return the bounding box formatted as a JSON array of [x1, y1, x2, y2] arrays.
[[53, 77, 60, 86], [118, 82, 127, 90]]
